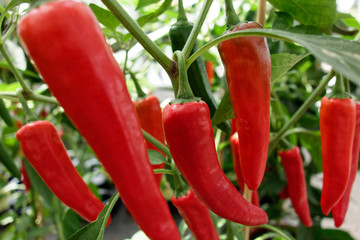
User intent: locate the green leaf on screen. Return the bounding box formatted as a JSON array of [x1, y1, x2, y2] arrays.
[[271, 53, 310, 83], [268, 0, 336, 34], [24, 159, 54, 209], [147, 149, 166, 165], [211, 90, 234, 126], [66, 192, 119, 240], [137, 0, 172, 27], [89, 4, 120, 30], [136, 0, 160, 10], [0, 82, 21, 92]]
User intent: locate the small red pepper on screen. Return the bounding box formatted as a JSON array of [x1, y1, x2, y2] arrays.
[[218, 22, 271, 191], [163, 100, 268, 226], [16, 120, 109, 224], [205, 61, 214, 86], [18, 1, 180, 238], [332, 102, 360, 227], [230, 133, 260, 207], [172, 189, 219, 240], [278, 146, 312, 227], [134, 95, 165, 186], [320, 96, 355, 215]]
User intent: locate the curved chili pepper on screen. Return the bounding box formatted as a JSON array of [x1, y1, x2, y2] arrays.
[[134, 95, 165, 186], [278, 147, 312, 227], [320, 96, 355, 215], [163, 101, 268, 226], [218, 22, 271, 191], [16, 120, 108, 224], [17, 1, 180, 239], [20, 159, 31, 192], [332, 102, 360, 227], [172, 189, 219, 240], [230, 133, 260, 207], [205, 61, 214, 86]]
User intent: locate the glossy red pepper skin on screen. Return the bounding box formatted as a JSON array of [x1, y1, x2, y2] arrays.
[[134, 95, 165, 186], [18, 1, 179, 239], [320, 96, 356, 216], [278, 147, 312, 227], [205, 61, 214, 86], [163, 101, 268, 226], [218, 22, 271, 191], [172, 189, 219, 240], [332, 102, 360, 227], [16, 121, 108, 224], [230, 133, 260, 207]]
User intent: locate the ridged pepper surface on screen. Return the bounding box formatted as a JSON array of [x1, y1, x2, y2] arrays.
[[17, 1, 180, 239], [163, 101, 268, 226], [172, 189, 219, 240], [218, 22, 271, 191], [320, 96, 355, 215], [16, 120, 108, 224], [332, 102, 360, 227], [278, 147, 312, 227], [134, 95, 165, 186]]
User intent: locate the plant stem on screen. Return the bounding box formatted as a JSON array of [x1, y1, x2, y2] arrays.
[[182, 0, 213, 59], [343, 77, 350, 93], [173, 51, 195, 100], [101, 0, 174, 74], [243, 184, 252, 240], [268, 70, 335, 154], [142, 129, 171, 158], [257, 0, 267, 26], [225, 0, 240, 30], [258, 224, 295, 240], [328, 73, 351, 99], [17, 89, 37, 123], [177, 0, 187, 22], [186, 29, 292, 69], [129, 71, 146, 98], [0, 45, 32, 93]]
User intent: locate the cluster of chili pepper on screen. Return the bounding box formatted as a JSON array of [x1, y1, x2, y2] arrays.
[[17, 0, 180, 239]]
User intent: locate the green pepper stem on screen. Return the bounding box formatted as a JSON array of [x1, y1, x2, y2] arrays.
[[16, 89, 37, 123], [182, 0, 213, 59], [225, 0, 240, 30], [177, 0, 187, 22], [343, 77, 350, 93], [173, 51, 197, 101], [129, 72, 146, 98], [327, 74, 352, 99], [268, 70, 335, 154], [258, 224, 296, 240], [101, 0, 174, 75]]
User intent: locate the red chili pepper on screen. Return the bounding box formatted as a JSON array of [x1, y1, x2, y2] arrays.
[[163, 101, 268, 226], [218, 22, 271, 191], [16, 120, 108, 224], [279, 186, 289, 200], [17, 1, 180, 239], [320, 96, 355, 215], [278, 147, 312, 227], [134, 95, 165, 186], [172, 189, 219, 240], [205, 61, 214, 86], [230, 133, 260, 207], [20, 159, 31, 192], [332, 102, 360, 227]]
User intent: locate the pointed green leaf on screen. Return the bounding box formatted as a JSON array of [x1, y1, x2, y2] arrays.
[[89, 4, 120, 30], [147, 149, 166, 165]]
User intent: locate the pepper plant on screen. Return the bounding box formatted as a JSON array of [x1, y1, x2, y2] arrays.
[[0, 0, 359, 239]]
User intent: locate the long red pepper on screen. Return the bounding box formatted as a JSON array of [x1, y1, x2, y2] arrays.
[[320, 96, 355, 215], [332, 102, 360, 227], [218, 22, 271, 191], [230, 133, 260, 207], [172, 189, 219, 240], [16, 120, 108, 224], [163, 100, 268, 226], [17, 1, 180, 239], [278, 147, 312, 227], [134, 95, 165, 186]]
